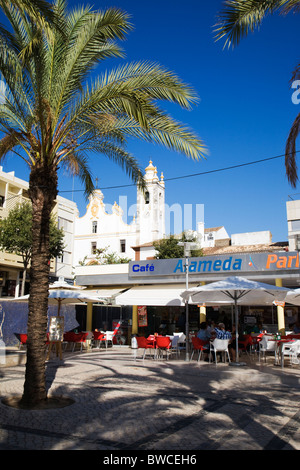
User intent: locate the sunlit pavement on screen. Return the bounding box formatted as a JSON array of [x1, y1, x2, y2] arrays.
[[1, 346, 300, 451]]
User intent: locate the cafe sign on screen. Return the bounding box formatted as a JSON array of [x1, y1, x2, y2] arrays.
[[129, 251, 300, 278]]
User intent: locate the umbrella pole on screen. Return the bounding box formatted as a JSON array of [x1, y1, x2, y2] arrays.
[[230, 294, 246, 367], [57, 300, 61, 316], [235, 299, 239, 363], [185, 257, 189, 362]]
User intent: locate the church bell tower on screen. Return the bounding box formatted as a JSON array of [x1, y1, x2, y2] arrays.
[[136, 160, 165, 245]]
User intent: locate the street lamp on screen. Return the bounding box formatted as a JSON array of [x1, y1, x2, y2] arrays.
[[178, 239, 199, 361]]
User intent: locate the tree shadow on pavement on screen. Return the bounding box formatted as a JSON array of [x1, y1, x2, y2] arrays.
[[1, 348, 300, 450]]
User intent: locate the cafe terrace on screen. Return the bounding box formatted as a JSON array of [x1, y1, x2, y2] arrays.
[[74, 250, 300, 340]]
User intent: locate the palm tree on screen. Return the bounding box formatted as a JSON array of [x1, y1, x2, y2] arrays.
[[0, 0, 207, 406], [214, 0, 300, 187]]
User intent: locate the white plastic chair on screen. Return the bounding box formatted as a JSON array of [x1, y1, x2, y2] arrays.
[[281, 340, 300, 368], [173, 332, 186, 352], [101, 331, 114, 349], [258, 335, 276, 363], [170, 335, 180, 358], [209, 339, 230, 364], [100, 322, 121, 349]]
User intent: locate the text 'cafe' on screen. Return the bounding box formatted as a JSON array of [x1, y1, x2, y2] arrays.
[[77, 251, 300, 342]]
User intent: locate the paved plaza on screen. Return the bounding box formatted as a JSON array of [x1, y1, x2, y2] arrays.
[[1, 346, 300, 452]]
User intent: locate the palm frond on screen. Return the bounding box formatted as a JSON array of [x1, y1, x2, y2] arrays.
[[51, 6, 131, 118], [214, 0, 289, 48], [0, 0, 206, 197], [77, 142, 146, 192], [291, 62, 300, 83], [59, 150, 94, 197], [285, 112, 300, 187]]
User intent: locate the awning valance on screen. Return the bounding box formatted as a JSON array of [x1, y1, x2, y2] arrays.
[[86, 287, 129, 302], [115, 284, 198, 307]]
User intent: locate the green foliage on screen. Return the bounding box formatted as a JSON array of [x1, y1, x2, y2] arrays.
[[79, 247, 131, 265], [153, 233, 203, 259], [0, 0, 207, 198], [214, 0, 298, 49], [0, 201, 65, 266]]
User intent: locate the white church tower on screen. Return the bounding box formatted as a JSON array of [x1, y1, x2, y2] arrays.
[[136, 160, 165, 245]]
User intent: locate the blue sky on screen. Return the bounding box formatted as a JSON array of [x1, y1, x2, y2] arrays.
[[2, 0, 300, 242]]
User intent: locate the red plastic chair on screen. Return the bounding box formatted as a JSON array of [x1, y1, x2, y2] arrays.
[[238, 334, 253, 356], [92, 331, 105, 348], [71, 332, 88, 351], [155, 336, 172, 360], [191, 337, 208, 361], [136, 336, 155, 359], [63, 332, 88, 351], [63, 332, 76, 350]]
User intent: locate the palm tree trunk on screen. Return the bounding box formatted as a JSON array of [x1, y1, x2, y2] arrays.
[[21, 163, 58, 406]]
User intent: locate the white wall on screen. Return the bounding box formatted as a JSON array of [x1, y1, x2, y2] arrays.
[[73, 190, 138, 266], [231, 231, 272, 246], [287, 200, 300, 250], [55, 196, 78, 279]]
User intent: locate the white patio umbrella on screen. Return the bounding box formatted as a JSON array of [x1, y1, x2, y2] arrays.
[[181, 276, 290, 365], [49, 277, 85, 291], [285, 289, 300, 306], [16, 282, 104, 316]]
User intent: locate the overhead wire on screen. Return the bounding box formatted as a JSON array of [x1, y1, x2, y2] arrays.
[[3, 150, 299, 201], [57, 150, 297, 194]]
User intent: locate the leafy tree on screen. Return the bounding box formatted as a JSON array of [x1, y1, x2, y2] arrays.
[[0, 0, 206, 406], [154, 233, 203, 259], [214, 0, 300, 187], [0, 202, 64, 295]]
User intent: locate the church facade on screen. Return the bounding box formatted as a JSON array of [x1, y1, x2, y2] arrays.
[[73, 161, 166, 266]]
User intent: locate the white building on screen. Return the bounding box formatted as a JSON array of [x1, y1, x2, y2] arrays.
[[287, 199, 300, 251], [197, 223, 230, 248], [0, 166, 77, 295], [73, 161, 166, 266], [54, 196, 78, 280]]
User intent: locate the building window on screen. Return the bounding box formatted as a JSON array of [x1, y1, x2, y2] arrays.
[[92, 221, 98, 233], [291, 220, 300, 232], [58, 217, 72, 233], [0, 196, 4, 207], [145, 191, 150, 204], [91, 242, 97, 254], [120, 239, 126, 253]]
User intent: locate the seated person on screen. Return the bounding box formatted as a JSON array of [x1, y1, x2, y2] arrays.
[[251, 322, 263, 334], [293, 321, 300, 334], [206, 320, 215, 335], [214, 322, 232, 340], [197, 321, 210, 359], [213, 323, 235, 362], [197, 322, 211, 342]]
